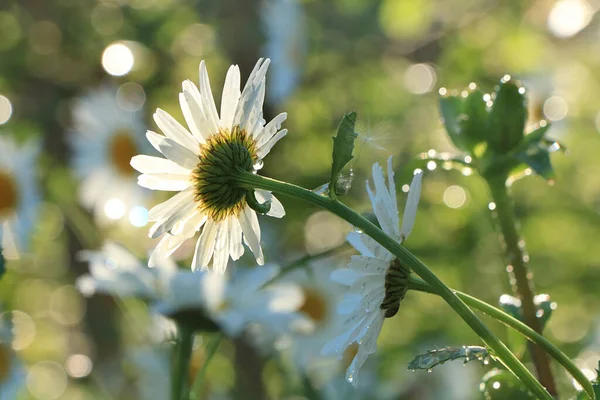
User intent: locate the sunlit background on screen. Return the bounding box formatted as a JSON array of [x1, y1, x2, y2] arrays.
[[1, 0, 600, 398]]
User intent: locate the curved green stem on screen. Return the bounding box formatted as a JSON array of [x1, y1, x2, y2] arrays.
[[408, 277, 595, 399], [172, 324, 194, 400], [234, 170, 551, 400]]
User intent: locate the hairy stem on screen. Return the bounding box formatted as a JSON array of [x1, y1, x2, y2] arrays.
[[488, 177, 557, 396], [172, 324, 194, 400], [234, 170, 551, 400], [408, 277, 594, 399]]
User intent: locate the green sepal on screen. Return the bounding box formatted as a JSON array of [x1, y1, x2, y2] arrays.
[[487, 79, 527, 153], [329, 112, 358, 200], [245, 190, 271, 214], [514, 144, 555, 182]]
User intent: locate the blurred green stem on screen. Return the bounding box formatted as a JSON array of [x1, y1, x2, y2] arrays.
[[234, 170, 551, 400], [190, 334, 223, 399], [487, 176, 557, 396], [172, 324, 194, 400], [408, 277, 594, 399]]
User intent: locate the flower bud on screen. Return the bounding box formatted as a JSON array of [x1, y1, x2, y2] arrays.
[[439, 89, 487, 153], [486, 77, 527, 154]]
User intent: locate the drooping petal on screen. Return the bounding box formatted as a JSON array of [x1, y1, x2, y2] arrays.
[[238, 205, 264, 265], [148, 187, 195, 222], [228, 217, 244, 260], [148, 212, 207, 267], [400, 171, 422, 243], [255, 190, 285, 218], [148, 200, 196, 239], [191, 220, 219, 271], [255, 112, 287, 148]]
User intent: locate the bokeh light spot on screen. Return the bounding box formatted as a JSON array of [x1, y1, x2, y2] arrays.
[[10, 311, 36, 351], [129, 206, 149, 227], [104, 198, 126, 220], [102, 43, 134, 76], [443, 185, 467, 209], [547, 0, 592, 38], [65, 354, 93, 378], [0, 95, 13, 125], [543, 96, 568, 121], [404, 64, 436, 94], [117, 82, 146, 112], [304, 211, 349, 255], [27, 361, 67, 400]]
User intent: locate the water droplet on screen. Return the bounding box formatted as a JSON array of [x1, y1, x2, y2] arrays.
[[253, 160, 264, 170], [483, 358, 490, 365], [353, 227, 363, 234], [409, 369, 416, 373], [427, 368, 432, 373]]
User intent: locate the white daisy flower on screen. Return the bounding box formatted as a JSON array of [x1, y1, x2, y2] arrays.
[[0, 135, 39, 259], [76, 242, 302, 338], [70, 86, 150, 225], [131, 58, 287, 273], [157, 264, 303, 337], [322, 157, 422, 386], [0, 312, 26, 399]]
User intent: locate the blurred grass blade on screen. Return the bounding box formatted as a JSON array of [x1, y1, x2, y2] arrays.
[[190, 334, 223, 399], [329, 112, 358, 200], [0, 247, 4, 281]]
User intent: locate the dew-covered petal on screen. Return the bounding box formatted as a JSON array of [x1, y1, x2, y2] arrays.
[[255, 190, 285, 218], [145, 130, 198, 170], [191, 220, 219, 271], [238, 205, 264, 265], [400, 171, 422, 243], [256, 129, 287, 159], [198, 60, 220, 133], [148, 187, 195, 222], [154, 108, 199, 150], [220, 65, 241, 129]]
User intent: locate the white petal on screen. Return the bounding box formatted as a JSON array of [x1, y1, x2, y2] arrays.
[[148, 200, 196, 239], [330, 268, 361, 286], [131, 155, 191, 175], [255, 113, 287, 148], [154, 108, 200, 150], [198, 60, 220, 133], [212, 218, 230, 274], [148, 188, 195, 221], [386, 156, 398, 212], [238, 206, 264, 265], [179, 89, 210, 143], [234, 58, 270, 133], [145, 131, 198, 170], [348, 255, 388, 276], [228, 217, 244, 260], [367, 162, 399, 240], [256, 129, 287, 159], [149, 213, 207, 267], [138, 174, 191, 191], [400, 171, 422, 243], [191, 220, 219, 271], [220, 65, 241, 129], [346, 231, 373, 257]]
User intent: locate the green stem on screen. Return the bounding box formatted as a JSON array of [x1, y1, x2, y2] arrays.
[[172, 324, 194, 400], [487, 177, 557, 396], [190, 334, 223, 399], [408, 277, 595, 399], [233, 170, 551, 400]]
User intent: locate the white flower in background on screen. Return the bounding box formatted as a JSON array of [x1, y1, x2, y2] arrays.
[[76, 241, 176, 300], [131, 58, 287, 273], [157, 264, 303, 337], [0, 135, 39, 259], [76, 242, 302, 338], [70, 86, 150, 225], [262, 0, 306, 103], [322, 157, 422, 386], [280, 262, 349, 383], [0, 312, 26, 399]]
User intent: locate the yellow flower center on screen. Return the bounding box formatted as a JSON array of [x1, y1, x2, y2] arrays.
[[299, 288, 328, 324], [0, 170, 18, 218], [192, 126, 257, 222], [109, 130, 138, 176], [0, 344, 12, 383]]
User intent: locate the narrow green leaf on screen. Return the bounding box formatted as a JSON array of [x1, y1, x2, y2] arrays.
[[329, 112, 358, 200], [408, 346, 489, 371], [522, 123, 550, 147]]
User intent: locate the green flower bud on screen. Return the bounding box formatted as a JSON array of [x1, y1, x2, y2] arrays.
[[486, 76, 527, 154]]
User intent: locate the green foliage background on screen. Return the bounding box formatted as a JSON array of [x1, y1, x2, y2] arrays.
[[1, 0, 599, 398]]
